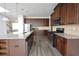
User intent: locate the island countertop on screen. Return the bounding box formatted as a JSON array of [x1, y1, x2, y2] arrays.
[[55, 33, 79, 39], [0, 31, 33, 39]]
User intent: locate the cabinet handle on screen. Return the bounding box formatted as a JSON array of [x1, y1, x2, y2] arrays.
[[14, 45, 19, 47]]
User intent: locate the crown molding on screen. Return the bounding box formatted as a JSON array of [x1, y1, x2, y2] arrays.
[[24, 16, 49, 19]]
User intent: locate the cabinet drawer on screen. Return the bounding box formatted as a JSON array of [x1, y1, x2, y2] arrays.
[[0, 40, 9, 56], [0, 40, 8, 44], [9, 39, 26, 56]]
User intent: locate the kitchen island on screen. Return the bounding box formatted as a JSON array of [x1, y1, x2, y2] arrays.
[[0, 31, 34, 56], [54, 33, 79, 56]]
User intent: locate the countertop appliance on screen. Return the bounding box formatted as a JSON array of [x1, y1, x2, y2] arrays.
[[56, 28, 64, 33]]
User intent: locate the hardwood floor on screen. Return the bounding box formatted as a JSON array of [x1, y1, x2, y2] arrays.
[[29, 36, 54, 56], [29, 30, 55, 56], [29, 30, 62, 56]]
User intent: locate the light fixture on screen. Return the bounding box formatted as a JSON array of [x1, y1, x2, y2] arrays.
[[0, 7, 9, 12]]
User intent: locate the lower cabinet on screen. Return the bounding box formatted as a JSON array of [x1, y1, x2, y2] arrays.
[[55, 34, 79, 56], [0, 33, 34, 56], [0, 40, 9, 56], [55, 35, 67, 56], [9, 39, 26, 56]]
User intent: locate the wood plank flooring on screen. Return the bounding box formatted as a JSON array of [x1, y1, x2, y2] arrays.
[[29, 34, 55, 56], [29, 30, 62, 56]]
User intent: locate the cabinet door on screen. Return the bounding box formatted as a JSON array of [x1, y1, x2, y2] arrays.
[[9, 39, 26, 56], [60, 38, 67, 56], [55, 35, 67, 56], [56, 35, 61, 52], [60, 4, 67, 25], [56, 38, 61, 52], [76, 3, 79, 24], [66, 3, 77, 24]]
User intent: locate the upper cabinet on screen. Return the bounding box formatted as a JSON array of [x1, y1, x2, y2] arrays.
[[66, 3, 77, 24], [76, 4, 79, 24], [51, 4, 61, 20], [53, 4, 61, 19], [51, 4, 61, 26], [51, 3, 78, 25], [60, 4, 67, 25]]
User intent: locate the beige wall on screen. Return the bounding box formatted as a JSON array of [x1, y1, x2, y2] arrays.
[[52, 24, 79, 36]]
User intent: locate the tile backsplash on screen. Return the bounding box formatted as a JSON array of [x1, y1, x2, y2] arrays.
[[52, 24, 79, 36]]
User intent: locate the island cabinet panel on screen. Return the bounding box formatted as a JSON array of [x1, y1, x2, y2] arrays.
[[0, 40, 9, 56], [9, 39, 26, 56]]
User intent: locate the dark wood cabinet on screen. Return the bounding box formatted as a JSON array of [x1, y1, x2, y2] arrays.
[[54, 4, 61, 19], [55, 34, 79, 56], [61, 38, 67, 55], [51, 4, 61, 25], [60, 4, 67, 25], [76, 4, 79, 24], [64, 3, 77, 24], [55, 35, 67, 55], [51, 3, 78, 25], [66, 3, 77, 24], [51, 4, 61, 20]]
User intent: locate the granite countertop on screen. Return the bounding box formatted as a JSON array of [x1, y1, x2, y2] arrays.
[[55, 33, 79, 39], [0, 31, 33, 39]]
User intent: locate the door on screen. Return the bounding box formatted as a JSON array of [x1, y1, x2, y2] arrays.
[[9, 39, 26, 56]]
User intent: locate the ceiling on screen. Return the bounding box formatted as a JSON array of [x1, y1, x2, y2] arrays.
[[0, 3, 57, 21]]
